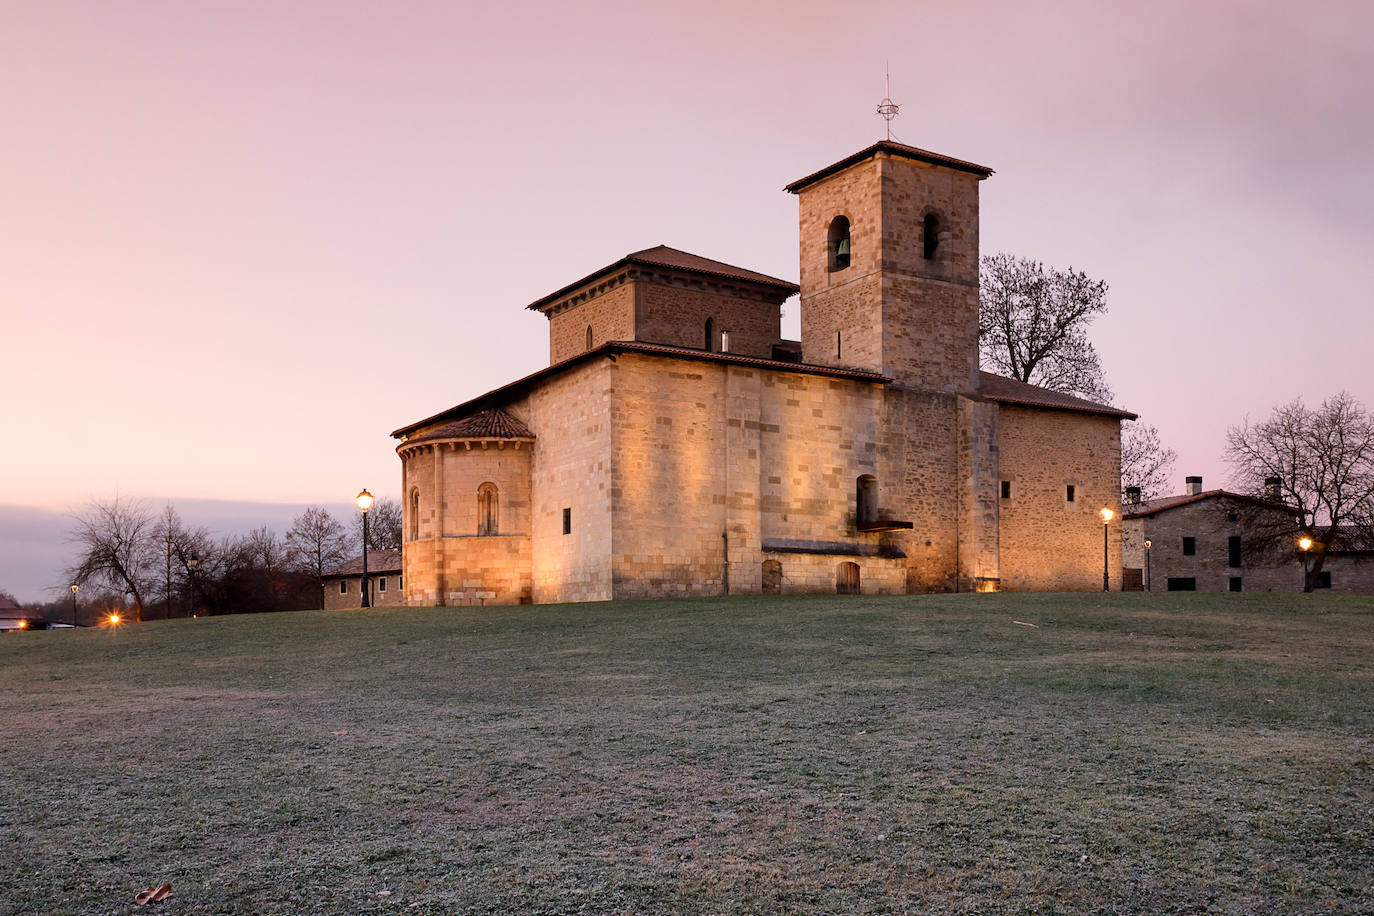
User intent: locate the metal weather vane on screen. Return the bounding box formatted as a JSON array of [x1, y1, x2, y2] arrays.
[[876, 65, 900, 141]]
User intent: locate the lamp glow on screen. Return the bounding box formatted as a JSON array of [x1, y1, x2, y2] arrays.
[[355, 489, 374, 513], [1298, 536, 1313, 551], [107, 613, 120, 625], [1099, 507, 1114, 523]]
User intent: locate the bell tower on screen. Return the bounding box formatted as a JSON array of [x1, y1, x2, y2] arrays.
[[785, 141, 992, 393]]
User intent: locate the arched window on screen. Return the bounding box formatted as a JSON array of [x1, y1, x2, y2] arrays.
[[828, 216, 851, 271], [704, 317, 714, 351], [586, 325, 593, 351], [837, 561, 861, 595], [923, 213, 941, 260], [477, 482, 498, 536], [409, 488, 420, 541], [856, 475, 878, 528]]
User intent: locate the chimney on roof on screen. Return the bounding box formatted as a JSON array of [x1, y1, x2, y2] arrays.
[[1185, 476, 1203, 496], [1125, 486, 1142, 505], [1265, 476, 1283, 500]]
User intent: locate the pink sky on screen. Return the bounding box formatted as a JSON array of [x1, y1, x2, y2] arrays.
[[3, 1, 1372, 596]]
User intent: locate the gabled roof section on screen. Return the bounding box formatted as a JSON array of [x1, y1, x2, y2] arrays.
[[404, 408, 535, 444], [324, 550, 403, 578], [784, 140, 994, 193], [1123, 490, 1298, 520], [977, 372, 1136, 419], [392, 341, 890, 439], [525, 245, 798, 313]]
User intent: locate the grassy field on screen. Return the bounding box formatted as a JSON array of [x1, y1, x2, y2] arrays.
[[0, 592, 1370, 915]]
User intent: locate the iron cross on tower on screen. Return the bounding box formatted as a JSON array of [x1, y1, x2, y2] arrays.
[[875, 65, 900, 140]]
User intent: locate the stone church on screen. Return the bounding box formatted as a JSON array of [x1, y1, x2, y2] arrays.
[[391, 140, 1135, 606]]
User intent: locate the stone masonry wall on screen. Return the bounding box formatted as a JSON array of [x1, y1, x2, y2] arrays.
[[1123, 499, 1304, 593], [635, 282, 782, 358], [997, 405, 1123, 591], [548, 281, 635, 365]]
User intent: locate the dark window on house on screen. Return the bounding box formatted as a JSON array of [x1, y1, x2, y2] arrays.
[[1314, 570, 1332, 589], [828, 216, 851, 271], [704, 318, 714, 351], [856, 475, 878, 527], [1229, 577, 1242, 592], [923, 213, 941, 259], [1066, 484, 1075, 502], [1001, 481, 1012, 499], [339, 581, 348, 595], [562, 508, 571, 535], [379, 577, 387, 593], [1182, 537, 1196, 556], [1228, 536, 1242, 567], [1167, 577, 1196, 591]]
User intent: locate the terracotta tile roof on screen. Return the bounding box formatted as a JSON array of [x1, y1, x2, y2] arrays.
[[977, 372, 1136, 419], [393, 341, 890, 438], [324, 550, 402, 578], [1123, 489, 1297, 519], [784, 140, 995, 193], [405, 408, 535, 444], [526, 244, 798, 312]]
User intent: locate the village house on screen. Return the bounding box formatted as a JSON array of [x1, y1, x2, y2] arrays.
[[1123, 476, 1374, 593], [391, 140, 1136, 606], [322, 550, 402, 609]]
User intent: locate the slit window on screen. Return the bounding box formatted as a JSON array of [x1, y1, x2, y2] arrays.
[[1182, 537, 1196, 556], [562, 508, 571, 535], [923, 213, 941, 259], [1001, 481, 1012, 499], [704, 317, 714, 351], [409, 488, 419, 541], [828, 216, 851, 271], [586, 325, 593, 351], [477, 482, 499, 536], [1066, 484, 1075, 503], [856, 475, 878, 527], [836, 331, 842, 359]]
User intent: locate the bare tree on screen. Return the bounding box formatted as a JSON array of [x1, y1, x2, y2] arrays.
[[1225, 392, 1374, 590], [65, 497, 156, 620], [978, 252, 1113, 403], [1121, 421, 1178, 502], [352, 497, 402, 552], [287, 506, 350, 609]]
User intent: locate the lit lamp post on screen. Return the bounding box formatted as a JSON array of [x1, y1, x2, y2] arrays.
[[356, 489, 374, 608], [69, 584, 79, 627], [187, 552, 199, 617], [1144, 539, 1153, 592], [1298, 536, 1313, 592], [1099, 507, 1114, 592]]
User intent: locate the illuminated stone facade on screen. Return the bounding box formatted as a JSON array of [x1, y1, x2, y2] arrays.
[[393, 141, 1134, 606]]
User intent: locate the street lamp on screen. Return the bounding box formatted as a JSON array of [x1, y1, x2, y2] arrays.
[[69, 584, 79, 627], [1298, 536, 1313, 592], [1099, 507, 1114, 592], [356, 489, 373, 608], [1143, 539, 1153, 592], [187, 552, 199, 617]]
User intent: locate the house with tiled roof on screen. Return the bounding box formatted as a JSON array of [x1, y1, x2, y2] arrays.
[[1122, 476, 1374, 592], [392, 140, 1136, 606], [321, 549, 402, 609]]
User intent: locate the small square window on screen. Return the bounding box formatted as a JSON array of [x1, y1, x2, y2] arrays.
[[1182, 537, 1196, 556], [339, 581, 348, 594], [1229, 577, 1242, 592], [1066, 484, 1075, 502], [562, 508, 572, 535], [1314, 571, 1332, 589], [379, 577, 387, 593], [1000, 481, 1011, 499]]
